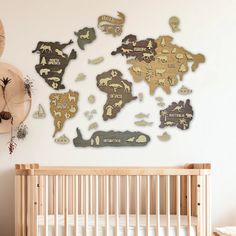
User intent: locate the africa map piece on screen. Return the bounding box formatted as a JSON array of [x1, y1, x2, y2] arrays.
[[73, 128, 150, 147], [112, 34, 157, 63], [74, 27, 96, 50], [98, 11, 125, 37], [127, 36, 205, 95], [50, 90, 79, 137], [32, 40, 77, 90], [159, 99, 193, 130], [96, 69, 137, 121], [0, 20, 5, 57]]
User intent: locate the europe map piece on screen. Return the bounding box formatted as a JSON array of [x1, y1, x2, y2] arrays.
[[120, 35, 204, 95], [74, 27, 96, 50], [98, 11, 125, 37], [73, 128, 150, 147], [159, 99, 193, 130], [32, 40, 77, 90], [112, 34, 157, 63], [50, 90, 79, 137], [0, 19, 5, 57], [96, 69, 137, 121]]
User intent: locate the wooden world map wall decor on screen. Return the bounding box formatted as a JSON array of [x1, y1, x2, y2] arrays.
[[73, 128, 150, 147], [113, 35, 205, 95], [32, 40, 77, 90], [159, 99, 193, 130], [50, 90, 79, 137], [0, 19, 5, 57], [74, 27, 96, 50], [96, 69, 137, 121], [98, 11, 125, 37], [111, 34, 157, 63]]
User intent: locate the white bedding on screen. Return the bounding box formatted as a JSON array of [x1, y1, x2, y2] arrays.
[[38, 214, 197, 236]]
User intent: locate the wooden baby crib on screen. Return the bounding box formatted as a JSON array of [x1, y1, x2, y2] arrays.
[[15, 163, 211, 236]]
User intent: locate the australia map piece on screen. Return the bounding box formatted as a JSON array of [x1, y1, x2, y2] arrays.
[[159, 99, 193, 130], [98, 11, 125, 37], [96, 69, 137, 121], [73, 128, 150, 147], [0, 20, 5, 57], [127, 35, 205, 95], [32, 40, 77, 90], [112, 34, 157, 63], [74, 27, 96, 50], [50, 90, 79, 137]]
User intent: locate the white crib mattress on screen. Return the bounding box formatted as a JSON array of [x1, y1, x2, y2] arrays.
[[38, 214, 197, 236]]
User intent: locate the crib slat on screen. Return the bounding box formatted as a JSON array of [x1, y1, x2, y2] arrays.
[[15, 176, 21, 236], [105, 176, 109, 236], [85, 176, 89, 236], [22, 175, 26, 236], [176, 175, 181, 236], [202, 176, 206, 236], [44, 176, 48, 236], [126, 175, 129, 236], [146, 176, 150, 236], [80, 176, 84, 214], [89, 176, 93, 215], [115, 176, 119, 236], [166, 176, 170, 236], [136, 176, 140, 236], [74, 176, 78, 236], [95, 176, 98, 236], [64, 176, 69, 236], [206, 176, 211, 236], [156, 176, 160, 236], [54, 176, 58, 236], [187, 175, 192, 236], [33, 176, 38, 236]]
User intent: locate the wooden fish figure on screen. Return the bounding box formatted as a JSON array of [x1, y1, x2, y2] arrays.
[[178, 85, 192, 95], [88, 57, 104, 65], [55, 134, 70, 144], [32, 104, 46, 119], [135, 113, 149, 119], [134, 119, 153, 127], [75, 73, 86, 82], [157, 132, 171, 141]]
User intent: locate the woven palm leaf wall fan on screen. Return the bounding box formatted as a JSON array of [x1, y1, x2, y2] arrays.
[[0, 19, 32, 155]]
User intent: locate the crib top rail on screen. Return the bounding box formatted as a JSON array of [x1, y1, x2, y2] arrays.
[[15, 163, 211, 176]]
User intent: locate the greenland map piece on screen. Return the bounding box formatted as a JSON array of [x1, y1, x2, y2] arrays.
[[96, 69, 137, 121], [112, 34, 157, 63], [98, 11, 125, 37], [0, 19, 5, 57], [159, 99, 193, 130], [73, 128, 150, 147], [74, 27, 96, 50], [125, 35, 205, 95], [50, 90, 79, 137], [32, 40, 77, 90]]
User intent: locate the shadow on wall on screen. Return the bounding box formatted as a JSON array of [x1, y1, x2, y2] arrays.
[[0, 167, 15, 235]]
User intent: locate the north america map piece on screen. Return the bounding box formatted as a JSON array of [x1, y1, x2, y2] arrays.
[[74, 27, 96, 50], [159, 99, 193, 130], [127, 35, 205, 95], [96, 69, 137, 121], [50, 90, 79, 137], [32, 40, 77, 90], [111, 34, 157, 63], [73, 128, 150, 147], [98, 11, 125, 37]]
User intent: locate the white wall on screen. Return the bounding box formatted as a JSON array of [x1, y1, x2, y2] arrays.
[[1, 0, 236, 234]]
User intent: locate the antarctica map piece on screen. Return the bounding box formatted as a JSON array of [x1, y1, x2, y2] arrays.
[[0, 19, 5, 57], [74, 27, 96, 50], [112, 34, 157, 63], [97, 69, 137, 121], [32, 40, 77, 90], [50, 90, 79, 137], [159, 99, 193, 130], [98, 11, 125, 37], [73, 128, 150, 147], [126, 35, 205, 95]]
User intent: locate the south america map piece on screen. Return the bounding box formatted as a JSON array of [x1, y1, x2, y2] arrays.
[[127, 35, 205, 95], [111, 34, 157, 63], [98, 11, 125, 37], [74, 27, 96, 50], [73, 128, 150, 147], [159, 99, 193, 130], [50, 90, 79, 137], [96, 69, 137, 121], [0, 19, 5, 57], [32, 40, 77, 90]]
